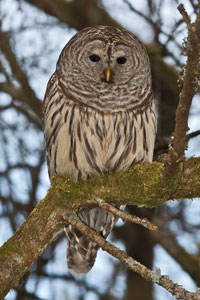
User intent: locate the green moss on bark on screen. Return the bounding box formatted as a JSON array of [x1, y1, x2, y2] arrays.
[[1, 158, 200, 298]]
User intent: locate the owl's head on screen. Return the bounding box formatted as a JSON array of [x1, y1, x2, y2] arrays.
[[57, 26, 151, 86]]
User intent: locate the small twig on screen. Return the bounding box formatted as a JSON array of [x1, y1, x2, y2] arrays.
[[177, 4, 191, 25], [186, 130, 200, 140], [95, 198, 158, 232], [68, 215, 200, 300]]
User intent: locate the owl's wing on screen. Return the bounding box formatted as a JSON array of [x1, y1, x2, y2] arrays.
[[43, 72, 58, 116], [43, 72, 64, 178]]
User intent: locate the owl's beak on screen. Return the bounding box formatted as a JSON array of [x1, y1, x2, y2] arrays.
[[105, 67, 111, 82]]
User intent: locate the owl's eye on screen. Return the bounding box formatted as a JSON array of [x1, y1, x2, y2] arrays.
[[116, 57, 127, 64], [89, 54, 101, 62]]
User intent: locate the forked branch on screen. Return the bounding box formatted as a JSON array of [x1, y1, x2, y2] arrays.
[[1, 158, 200, 298], [68, 215, 200, 300]]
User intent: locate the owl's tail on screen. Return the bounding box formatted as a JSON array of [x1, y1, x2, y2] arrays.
[[65, 227, 99, 274], [64, 207, 119, 274]]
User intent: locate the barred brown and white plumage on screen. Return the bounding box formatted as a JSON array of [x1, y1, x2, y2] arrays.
[[43, 26, 156, 274]]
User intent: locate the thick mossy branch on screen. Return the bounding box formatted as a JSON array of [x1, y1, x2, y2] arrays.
[[51, 157, 200, 208], [1, 158, 200, 298], [0, 198, 65, 299]]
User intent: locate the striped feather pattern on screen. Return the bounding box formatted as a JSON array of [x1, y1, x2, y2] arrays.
[[43, 26, 157, 274]]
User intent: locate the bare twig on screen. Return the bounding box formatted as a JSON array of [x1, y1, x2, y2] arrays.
[[124, 0, 155, 27], [69, 215, 200, 300], [187, 130, 200, 140], [95, 198, 158, 231], [177, 4, 191, 25]]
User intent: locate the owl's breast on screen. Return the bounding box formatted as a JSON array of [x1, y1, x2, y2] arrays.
[[48, 100, 156, 180]]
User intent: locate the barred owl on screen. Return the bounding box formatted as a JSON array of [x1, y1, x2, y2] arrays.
[[43, 26, 156, 274]]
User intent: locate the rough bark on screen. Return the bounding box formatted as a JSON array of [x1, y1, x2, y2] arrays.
[[1, 158, 200, 298]]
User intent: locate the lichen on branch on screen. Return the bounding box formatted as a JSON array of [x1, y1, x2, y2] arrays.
[[1, 158, 200, 298]]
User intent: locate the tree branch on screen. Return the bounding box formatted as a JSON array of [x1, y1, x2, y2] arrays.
[[1, 158, 200, 298], [187, 130, 200, 140], [69, 216, 200, 300], [25, 0, 120, 30], [168, 4, 200, 163], [94, 198, 158, 231]]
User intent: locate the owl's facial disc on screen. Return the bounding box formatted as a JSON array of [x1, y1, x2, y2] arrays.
[[78, 39, 135, 85]]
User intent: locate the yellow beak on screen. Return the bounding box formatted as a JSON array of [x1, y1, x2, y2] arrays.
[[105, 67, 111, 82]]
